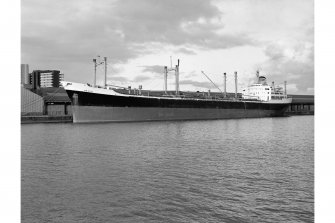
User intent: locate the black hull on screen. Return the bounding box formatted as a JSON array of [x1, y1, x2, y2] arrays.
[[65, 90, 290, 123]]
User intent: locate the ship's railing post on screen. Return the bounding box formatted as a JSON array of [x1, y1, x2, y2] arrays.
[[139, 85, 142, 95], [177, 59, 180, 95], [223, 72, 227, 98], [164, 66, 168, 94], [234, 71, 238, 99], [104, 57, 107, 88], [272, 81, 275, 93], [93, 59, 97, 87], [284, 81, 287, 98], [175, 64, 179, 96]]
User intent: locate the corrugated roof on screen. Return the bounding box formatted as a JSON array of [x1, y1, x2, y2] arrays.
[[44, 94, 71, 103]]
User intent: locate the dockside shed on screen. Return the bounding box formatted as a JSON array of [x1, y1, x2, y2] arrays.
[[21, 86, 44, 116]]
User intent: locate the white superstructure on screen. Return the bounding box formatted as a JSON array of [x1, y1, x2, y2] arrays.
[[242, 83, 272, 101], [242, 71, 291, 103]]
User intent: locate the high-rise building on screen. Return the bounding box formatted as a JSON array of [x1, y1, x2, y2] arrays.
[[21, 64, 30, 84], [30, 70, 64, 89]]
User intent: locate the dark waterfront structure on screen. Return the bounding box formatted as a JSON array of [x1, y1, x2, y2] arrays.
[[35, 87, 72, 116], [20, 66, 71, 122], [21, 86, 44, 116], [286, 95, 314, 115], [21, 87, 71, 116], [21, 87, 72, 123]]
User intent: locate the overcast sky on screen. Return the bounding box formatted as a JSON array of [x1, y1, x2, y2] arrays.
[[22, 0, 314, 94]]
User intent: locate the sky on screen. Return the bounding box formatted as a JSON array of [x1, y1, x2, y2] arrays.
[[21, 0, 314, 94]]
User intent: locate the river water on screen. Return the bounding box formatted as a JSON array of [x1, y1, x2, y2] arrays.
[[21, 116, 314, 223]]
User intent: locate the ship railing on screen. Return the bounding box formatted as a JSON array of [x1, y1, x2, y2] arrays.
[[271, 95, 289, 100]]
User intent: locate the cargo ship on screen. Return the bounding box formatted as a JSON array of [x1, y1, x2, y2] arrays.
[[62, 59, 291, 123]]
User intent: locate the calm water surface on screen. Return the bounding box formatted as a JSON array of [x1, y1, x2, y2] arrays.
[[22, 116, 314, 223]]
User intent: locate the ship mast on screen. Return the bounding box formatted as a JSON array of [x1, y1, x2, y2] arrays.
[[223, 73, 227, 98], [92, 56, 105, 88], [234, 71, 238, 99], [93, 59, 97, 87], [175, 59, 180, 95], [284, 81, 287, 97], [104, 57, 107, 88], [165, 58, 180, 96], [164, 66, 168, 94], [256, 70, 260, 84]]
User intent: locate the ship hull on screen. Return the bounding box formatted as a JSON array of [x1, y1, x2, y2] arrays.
[[62, 82, 290, 123], [71, 105, 287, 123]]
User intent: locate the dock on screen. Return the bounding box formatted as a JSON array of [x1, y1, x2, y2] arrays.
[[285, 95, 314, 115]]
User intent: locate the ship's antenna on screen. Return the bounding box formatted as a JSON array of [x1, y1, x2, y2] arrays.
[[256, 68, 262, 84], [164, 66, 168, 94], [234, 71, 238, 99], [284, 81, 287, 97], [104, 57, 107, 88], [175, 59, 180, 95], [201, 71, 224, 96], [223, 73, 227, 98], [93, 58, 97, 87]]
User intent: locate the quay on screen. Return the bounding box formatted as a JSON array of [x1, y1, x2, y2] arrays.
[[286, 95, 314, 115], [21, 115, 72, 124]]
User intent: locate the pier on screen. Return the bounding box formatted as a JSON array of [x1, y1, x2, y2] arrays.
[[285, 95, 314, 115], [21, 115, 72, 124]]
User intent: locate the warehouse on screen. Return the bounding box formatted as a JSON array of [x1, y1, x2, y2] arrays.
[[34, 87, 72, 116], [21, 86, 44, 116], [21, 86, 72, 115]]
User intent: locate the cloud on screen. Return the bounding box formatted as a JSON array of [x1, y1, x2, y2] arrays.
[[22, 0, 253, 66], [133, 75, 151, 82], [21, 0, 314, 94], [258, 39, 314, 93], [141, 65, 164, 75], [183, 70, 199, 78], [108, 76, 129, 84], [115, 0, 220, 43], [176, 48, 197, 55], [179, 79, 214, 89]]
